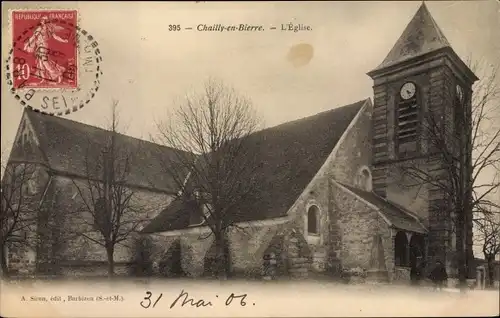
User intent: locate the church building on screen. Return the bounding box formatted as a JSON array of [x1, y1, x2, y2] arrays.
[[4, 3, 476, 282]]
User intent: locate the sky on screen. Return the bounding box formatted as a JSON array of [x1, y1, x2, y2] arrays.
[[1, 1, 499, 256], [2, 1, 499, 146]]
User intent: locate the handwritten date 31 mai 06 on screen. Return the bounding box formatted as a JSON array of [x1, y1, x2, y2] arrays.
[[140, 290, 254, 309]]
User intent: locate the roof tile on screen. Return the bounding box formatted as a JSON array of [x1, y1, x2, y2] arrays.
[[372, 3, 450, 72], [339, 183, 427, 234]]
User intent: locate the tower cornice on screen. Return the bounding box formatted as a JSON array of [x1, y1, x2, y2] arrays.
[[368, 46, 478, 85]]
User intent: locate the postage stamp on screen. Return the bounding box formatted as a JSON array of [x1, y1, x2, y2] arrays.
[[5, 9, 103, 116], [12, 10, 78, 89]]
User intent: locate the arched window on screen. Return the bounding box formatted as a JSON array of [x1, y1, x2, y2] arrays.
[[357, 166, 372, 192], [396, 82, 420, 155], [394, 231, 409, 267], [307, 205, 319, 234], [454, 84, 468, 143]]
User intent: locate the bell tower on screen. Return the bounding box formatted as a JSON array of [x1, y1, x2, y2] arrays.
[[367, 3, 478, 273]]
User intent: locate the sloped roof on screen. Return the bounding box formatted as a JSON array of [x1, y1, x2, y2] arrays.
[[371, 3, 451, 72], [141, 198, 198, 233], [340, 183, 427, 234], [142, 99, 368, 233], [23, 108, 192, 193]]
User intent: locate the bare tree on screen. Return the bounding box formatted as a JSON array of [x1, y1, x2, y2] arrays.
[[0, 162, 38, 276], [1, 140, 76, 277], [475, 201, 500, 288], [71, 101, 147, 277], [154, 78, 262, 279], [402, 60, 500, 288]]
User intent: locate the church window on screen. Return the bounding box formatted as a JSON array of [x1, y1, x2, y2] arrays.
[[454, 84, 465, 141], [394, 231, 409, 267], [396, 82, 420, 153], [307, 205, 319, 234]]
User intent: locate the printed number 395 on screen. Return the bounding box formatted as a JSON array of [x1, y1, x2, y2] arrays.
[[169, 25, 181, 31]]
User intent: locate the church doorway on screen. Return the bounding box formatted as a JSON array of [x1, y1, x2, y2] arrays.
[[409, 233, 426, 283], [394, 231, 409, 267], [394, 231, 426, 268], [394, 230, 427, 282], [409, 234, 425, 268]]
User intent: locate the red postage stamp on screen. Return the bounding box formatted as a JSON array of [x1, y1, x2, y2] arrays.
[[11, 10, 78, 89]]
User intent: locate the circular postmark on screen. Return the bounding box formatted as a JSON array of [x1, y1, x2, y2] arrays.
[[5, 10, 103, 116]]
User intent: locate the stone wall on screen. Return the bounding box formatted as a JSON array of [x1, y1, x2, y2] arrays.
[[280, 101, 373, 275], [263, 233, 288, 277], [147, 234, 181, 276], [9, 172, 175, 276], [330, 182, 380, 270], [179, 233, 214, 277], [229, 223, 287, 277], [6, 244, 36, 275], [370, 58, 440, 197], [370, 62, 437, 213], [145, 221, 315, 280], [393, 266, 411, 283], [57, 175, 173, 266], [330, 99, 373, 188], [385, 160, 430, 223], [287, 229, 312, 279], [286, 172, 330, 275], [377, 216, 395, 281]]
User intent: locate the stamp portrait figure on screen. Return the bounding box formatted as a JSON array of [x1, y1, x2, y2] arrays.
[[11, 10, 78, 89], [23, 16, 69, 85]]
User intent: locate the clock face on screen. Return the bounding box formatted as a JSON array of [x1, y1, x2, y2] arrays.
[[400, 82, 416, 100], [456, 85, 464, 102]]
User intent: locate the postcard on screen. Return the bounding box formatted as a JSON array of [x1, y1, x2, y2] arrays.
[[1, 1, 499, 317]]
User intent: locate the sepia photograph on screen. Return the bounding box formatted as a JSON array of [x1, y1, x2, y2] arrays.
[[1, 1, 499, 317]]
